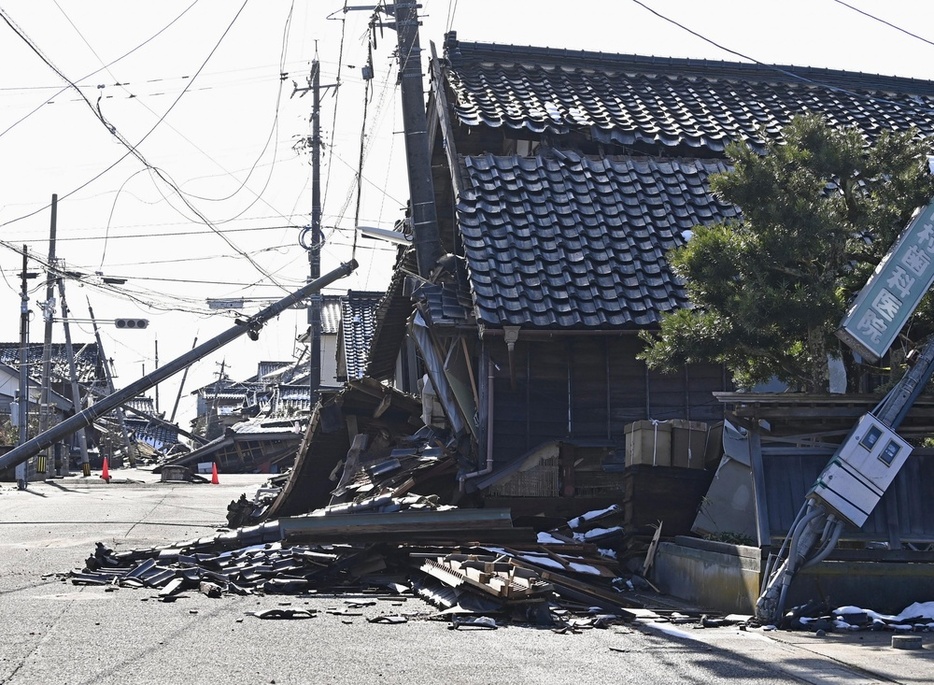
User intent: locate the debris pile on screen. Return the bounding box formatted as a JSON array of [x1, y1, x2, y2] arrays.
[[781, 601, 934, 633], [69, 504, 663, 629]]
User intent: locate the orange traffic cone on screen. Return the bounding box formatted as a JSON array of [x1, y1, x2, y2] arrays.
[[211, 462, 219, 485], [101, 457, 110, 483]]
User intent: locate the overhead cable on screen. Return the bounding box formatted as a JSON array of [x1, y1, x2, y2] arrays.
[[831, 0, 934, 49], [628, 0, 920, 106], [0, 0, 200, 141], [0, 1, 293, 293]]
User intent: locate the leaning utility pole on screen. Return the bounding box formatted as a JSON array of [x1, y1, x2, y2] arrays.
[[56, 277, 90, 475], [88, 299, 134, 466], [37, 194, 57, 475], [341, 1, 442, 278], [169, 336, 197, 424]]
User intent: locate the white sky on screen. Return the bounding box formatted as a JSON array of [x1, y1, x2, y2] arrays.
[[1, 0, 933, 429]]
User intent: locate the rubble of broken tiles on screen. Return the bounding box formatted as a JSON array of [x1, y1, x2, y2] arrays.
[[69, 501, 639, 629]]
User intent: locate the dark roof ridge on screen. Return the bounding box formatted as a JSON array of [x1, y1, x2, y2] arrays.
[[442, 33, 934, 97], [535, 147, 728, 166]]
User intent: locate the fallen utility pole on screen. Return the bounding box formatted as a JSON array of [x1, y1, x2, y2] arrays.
[[0, 260, 358, 473], [82, 383, 208, 446]]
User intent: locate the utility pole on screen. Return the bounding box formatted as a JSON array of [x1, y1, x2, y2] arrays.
[[309, 58, 323, 401], [56, 277, 90, 476], [37, 194, 57, 475], [154, 338, 160, 414], [293, 57, 337, 403], [170, 336, 198, 424], [391, 0, 443, 278], [16, 246, 34, 490], [209, 359, 226, 438]]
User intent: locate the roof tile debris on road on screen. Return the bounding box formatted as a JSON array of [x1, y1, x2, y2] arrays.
[[69, 499, 666, 630]]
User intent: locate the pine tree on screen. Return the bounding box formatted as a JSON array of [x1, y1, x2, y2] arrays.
[[639, 114, 934, 392]]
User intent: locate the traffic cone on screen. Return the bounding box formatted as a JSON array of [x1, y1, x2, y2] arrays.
[[211, 462, 219, 485], [101, 457, 111, 483]]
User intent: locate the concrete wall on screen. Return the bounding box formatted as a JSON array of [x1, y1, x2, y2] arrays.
[[653, 537, 761, 614], [654, 536, 934, 615]]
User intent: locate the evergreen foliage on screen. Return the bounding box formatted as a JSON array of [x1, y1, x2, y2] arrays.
[[639, 114, 934, 392]]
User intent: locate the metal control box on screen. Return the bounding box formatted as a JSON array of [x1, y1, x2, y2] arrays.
[[808, 413, 912, 527]]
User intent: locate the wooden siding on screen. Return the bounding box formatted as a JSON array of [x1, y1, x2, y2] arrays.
[[490, 337, 727, 467], [762, 446, 934, 543]]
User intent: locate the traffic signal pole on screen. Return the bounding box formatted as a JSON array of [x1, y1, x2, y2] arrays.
[[0, 259, 358, 473]]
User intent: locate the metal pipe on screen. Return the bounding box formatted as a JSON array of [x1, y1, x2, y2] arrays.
[[0, 259, 357, 472], [460, 345, 495, 483]]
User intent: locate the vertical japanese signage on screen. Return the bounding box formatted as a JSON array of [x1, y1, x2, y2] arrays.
[[838, 201, 934, 362]]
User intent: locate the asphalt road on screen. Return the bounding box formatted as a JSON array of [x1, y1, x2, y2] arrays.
[[0, 471, 927, 685]]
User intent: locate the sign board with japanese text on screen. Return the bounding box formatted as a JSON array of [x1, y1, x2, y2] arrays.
[[837, 201, 934, 362]]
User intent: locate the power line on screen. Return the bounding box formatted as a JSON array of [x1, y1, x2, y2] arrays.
[[0, 2, 296, 293], [28, 224, 301, 243], [628, 0, 922, 106], [0, 0, 201, 141], [831, 0, 934, 49]]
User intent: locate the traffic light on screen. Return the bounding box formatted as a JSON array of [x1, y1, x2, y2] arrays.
[[114, 318, 149, 329]]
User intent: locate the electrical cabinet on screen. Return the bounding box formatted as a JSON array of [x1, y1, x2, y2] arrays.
[[808, 413, 912, 527]]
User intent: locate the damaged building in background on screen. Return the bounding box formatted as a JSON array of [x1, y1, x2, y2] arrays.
[[163, 291, 383, 476]]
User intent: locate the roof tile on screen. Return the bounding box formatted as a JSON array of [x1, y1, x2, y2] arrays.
[[456, 151, 741, 329], [444, 42, 934, 153]]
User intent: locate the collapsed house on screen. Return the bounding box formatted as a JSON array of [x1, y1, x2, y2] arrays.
[[252, 35, 934, 612], [161, 292, 385, 476]]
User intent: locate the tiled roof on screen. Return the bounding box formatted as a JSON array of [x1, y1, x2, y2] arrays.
[[0, 342, 104, 385], [365, 252, 418, 381], [341, 291, 382, 380], [458, 151, 740, 328], [416, 280, 475, 327], [442, 38, 934, 154], [231, 417, 302, 435], [125, 419, 179, 449], [256, 361, 293, 381]]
